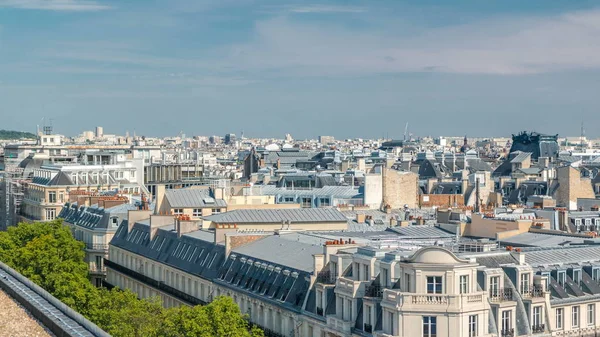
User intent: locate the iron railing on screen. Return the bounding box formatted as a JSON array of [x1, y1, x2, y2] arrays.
[[531, 324, 545, 333], [522, 285, 544, 298], [501, 328, 515, 337], [316, 270, 336, 285], [490, 288, 513, 302], [364, 284, 383, 298]]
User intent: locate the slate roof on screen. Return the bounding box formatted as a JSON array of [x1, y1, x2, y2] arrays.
[[231, 235, 322, 273], [165, 188, 227, 208], [110, 221, 225, 282], [204, 208, 348, 224]]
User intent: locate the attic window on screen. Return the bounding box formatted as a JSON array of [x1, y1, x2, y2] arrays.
[[111, 217, 118, 226]]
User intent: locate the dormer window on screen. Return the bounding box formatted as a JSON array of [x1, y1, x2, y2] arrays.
[[558, 271, 566, 287], [111, 217, 118, 227], [520, 273, 530, 294], [593, 268, 600, 282], [490, 276, 500, 297], [573, 269, 582, 285], [541, 272, 550, 290]]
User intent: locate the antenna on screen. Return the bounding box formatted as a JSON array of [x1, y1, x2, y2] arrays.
[[580, 120, 586, 151], [404, 122, 409, 141]]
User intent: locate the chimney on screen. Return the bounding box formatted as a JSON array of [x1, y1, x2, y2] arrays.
[[176, 216, 200, 238], [215, 223, 239, 243], [313, 254, 325, 276], [356, 213, 366, 223], [149, 214, 176, 240], [127, 209, 153, 233], [155, 184, 166, 214], [426, 178, 437, 194]]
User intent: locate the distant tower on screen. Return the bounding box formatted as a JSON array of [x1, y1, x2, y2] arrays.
[[95, 126, 104, 138], [580, 121, 586, 151], [460, 135, 469, 153]]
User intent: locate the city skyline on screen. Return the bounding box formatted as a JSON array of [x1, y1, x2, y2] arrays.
[[1, 0, 600, 138]]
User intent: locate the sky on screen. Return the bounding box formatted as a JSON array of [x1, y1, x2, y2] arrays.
[[1, 0, 600, 139]]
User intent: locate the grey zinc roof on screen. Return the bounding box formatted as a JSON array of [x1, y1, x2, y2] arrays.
[[165, 188, 227, 208], [499, 232, 587, 247], [204, 208, 348, 224], [231, 234, 322, 272], [524, 246, 600, 266], [260, 185, 360, 198], [510, 151, 532, 164]]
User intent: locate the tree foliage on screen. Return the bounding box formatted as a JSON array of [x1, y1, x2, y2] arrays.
[[0, 220, 263, 337], [0, 129, 36, 140]]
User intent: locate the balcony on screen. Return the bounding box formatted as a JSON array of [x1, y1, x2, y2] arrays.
[[85, 243, 109, 251], [501, 328, 515, 337], [316, 270, 336, 285], [381, 290, 486, 310], [531, 324, 545, 334], [327, 316, 354, 334], [364, 284, 383, 298], [489, 288, 514, 302], [521, 285, 545, 298], [89, 266, 107, 275]]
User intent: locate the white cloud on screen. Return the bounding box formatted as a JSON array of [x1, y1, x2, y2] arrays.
[[223, 9, 600, 76], [0, 0, 110, 11]]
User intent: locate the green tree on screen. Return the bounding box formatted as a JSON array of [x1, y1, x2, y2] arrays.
[[0, 221, 264, 337]]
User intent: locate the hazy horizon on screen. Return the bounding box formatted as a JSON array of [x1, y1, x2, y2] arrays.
[[1, 0, 600, 139]]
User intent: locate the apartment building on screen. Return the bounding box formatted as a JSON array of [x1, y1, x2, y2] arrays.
[[59, 196, 149, 287], [106, 208, 600, 337], [21, 153, 144, 222]]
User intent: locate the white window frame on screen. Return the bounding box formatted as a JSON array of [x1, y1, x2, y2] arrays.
[[193, 208, 202, 217], [588, 304, 595, 326], [460, 275, 469, 294], [520, 273, 530, 294], [469, 314, 477, 337], [573, 306, 580, 328], [423, 316, 437, 337], [501, 310, 512, 333], [427, 276, 443, 294], [556, 308, 563, 330]]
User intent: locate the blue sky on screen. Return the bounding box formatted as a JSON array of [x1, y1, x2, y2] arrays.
[[1, 0, 600, 139]]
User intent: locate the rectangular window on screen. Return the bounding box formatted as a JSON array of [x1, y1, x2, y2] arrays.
[[520, 273, 530, 294], [558, 271, 566, 287], [173, 208, 183, 215], [382, 268, 389, 287], [490, 276, 500, 297], [423, 316, 437, 337], [469, 315, 477, 337], [193, 209, 202, 217], [573, 306, 580, 328], [301, 197, 312, 208], [387, 311, 394, 335], [283, 197, 294, 203], [427, 276, 443, 294], [501, 310, 512, 334], [460, 275, 469, 294], [48, 191, 57, 203], [319, 198, 331, 206], [532, 306, 542, 328], [556, 308, 563, 329], [405, 272, 411, 292], [46, 208, 56, 220], [588, 304, 595, 326], [211, 208, 221, 214], [593, 268, 600, 281], [573, 269, 582, 285]]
